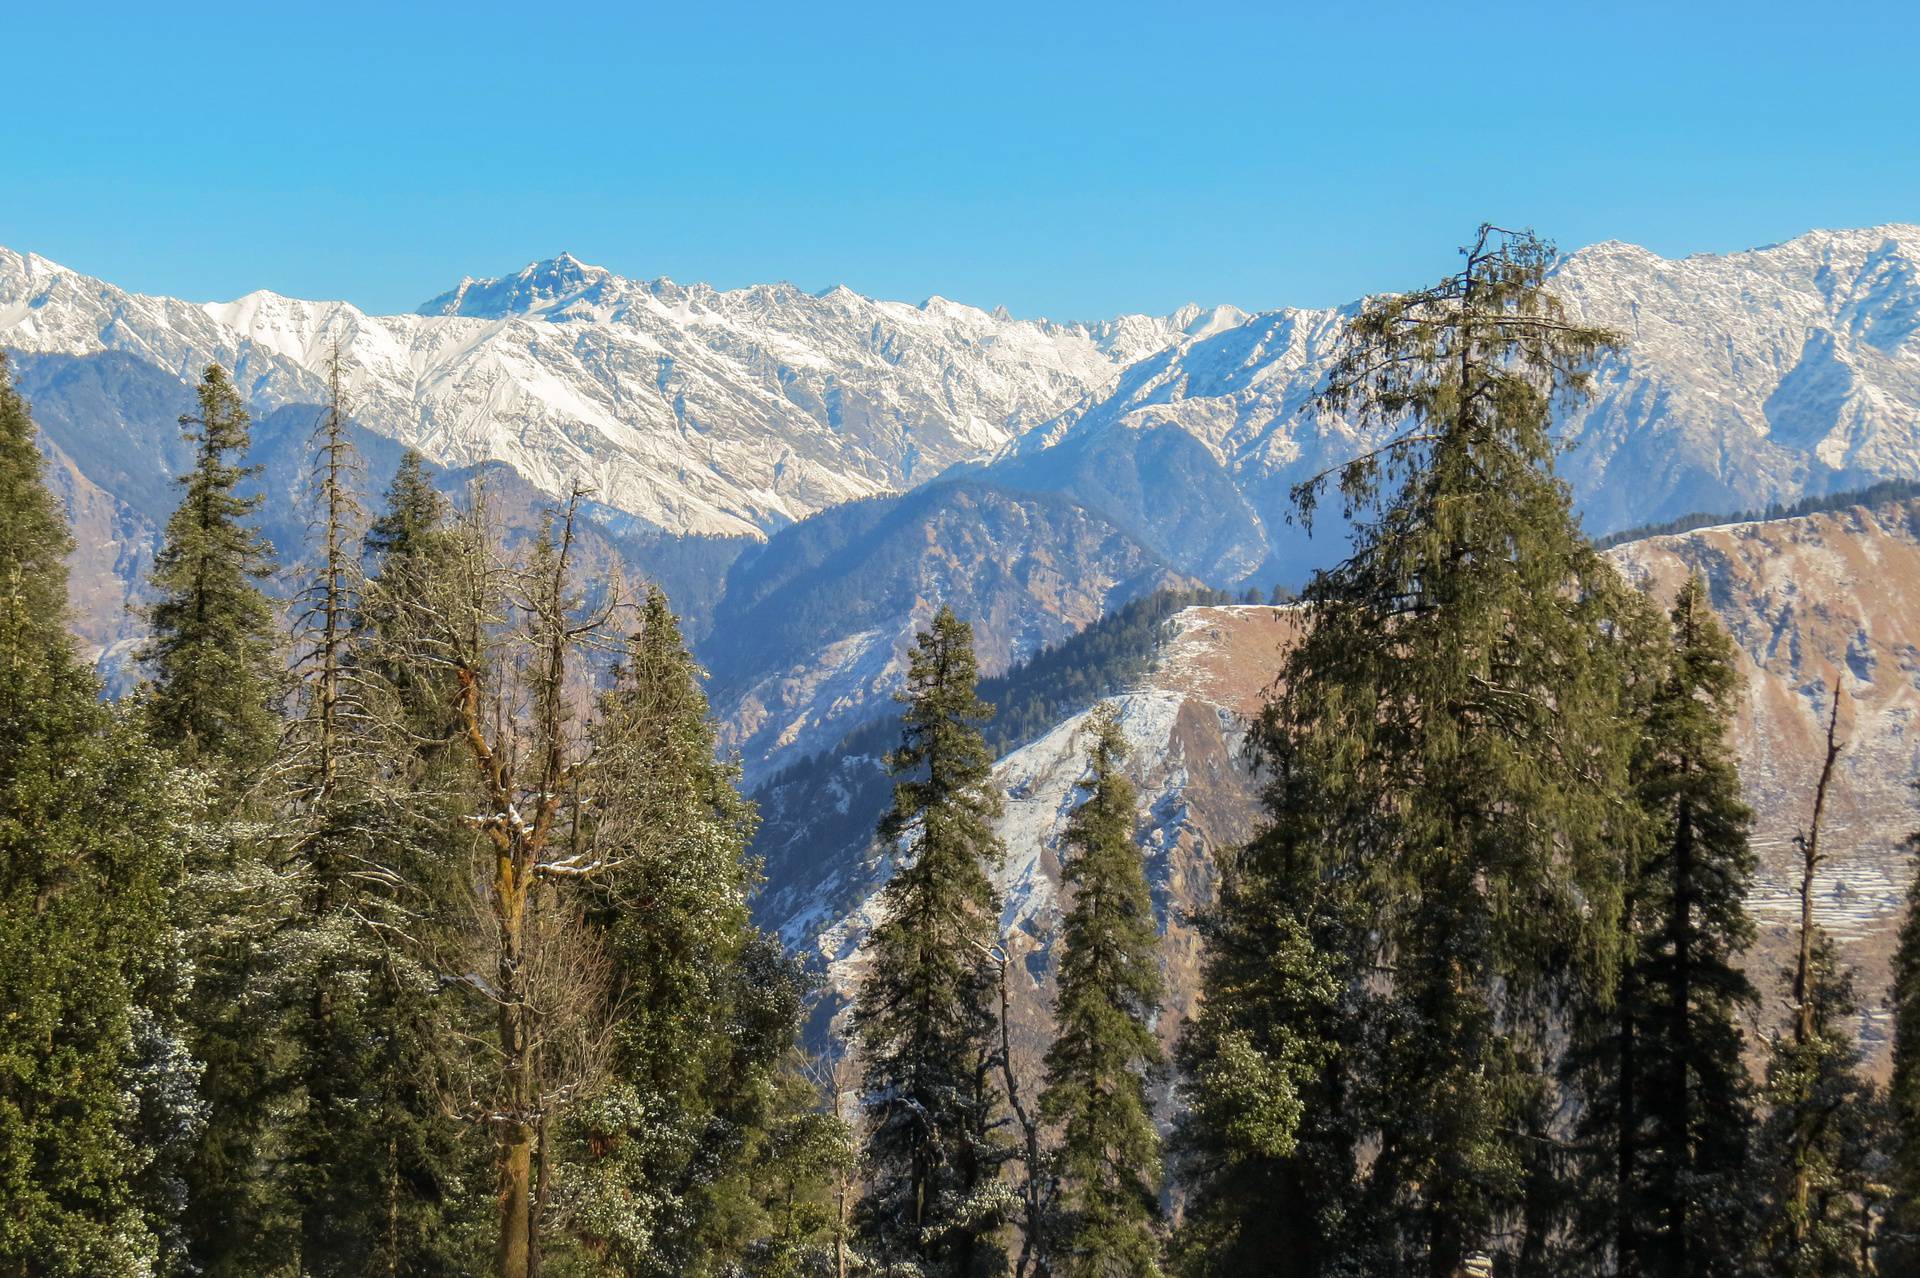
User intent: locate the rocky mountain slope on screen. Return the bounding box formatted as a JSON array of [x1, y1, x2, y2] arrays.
[[778, 497, 1920, 1066], [986, 224, 1920, 581]]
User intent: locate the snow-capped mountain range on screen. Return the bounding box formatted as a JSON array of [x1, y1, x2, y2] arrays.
[[0, 245, 1242, 539], [4, 224, 1917, 566]]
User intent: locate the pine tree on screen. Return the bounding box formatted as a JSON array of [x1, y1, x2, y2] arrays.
[[1566, 577, 1761, 1276], [142, 362, 281, 783], [0, 354, 192, 1275], [1171, 719, 1362, 1278], [1181, 227, 1644, 1275], [273, 348, 385, 1274], [855, 605, 1014, 1278], [354, 450, 492, 1275], [1756, 939, 1881, 1276], [1886, 816, 1920, 1276], [145, 365, 292, 1277], [267, 360, 488, 1274], [563, 585, 839, 1276], [361, 450, 461, 751], [1039, 704, 1166, 1278], [1756, 685, 1882, 1276]]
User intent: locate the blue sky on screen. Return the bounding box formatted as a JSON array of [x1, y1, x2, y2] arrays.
[[5, 1, 1916, 319]]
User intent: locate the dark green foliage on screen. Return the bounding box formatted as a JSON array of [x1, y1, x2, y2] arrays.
[[1040, 705, 1166, 1278], [0, 355, 191, 1275], [139, 366, 294, 1277], [855, 606, 1013, 1277], [1170, 732, 1363, 1278], [1180, 227, 1645, 1275], [1887, 819, 1920, 1276], [1565, 577, 1761, 1276], [563, 586, 848, 1276], [273, 414, 489, 1274], [140, 362, 281, 783], [1756, 938, 1883, 1275]]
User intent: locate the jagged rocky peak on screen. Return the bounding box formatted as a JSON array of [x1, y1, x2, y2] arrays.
[[418, 251, 617, 318]]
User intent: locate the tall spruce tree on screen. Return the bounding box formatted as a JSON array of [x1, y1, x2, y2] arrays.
[[270, 363, 487, 1274], [143, 364, 292, 1276], [355, 450, 491, 1275], [563, 585, 847, 1275], [855, 605, 1014, 1278], [274, 349, 387, 1274], [1179, 227, 1644, 1276], [1039, 704, 1166, 1278], [1565, 577, 1760, 1276], [141, 362, 281, 783], [0, 355, 192, 1275]]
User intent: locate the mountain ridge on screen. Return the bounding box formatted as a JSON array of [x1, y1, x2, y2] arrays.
[[8, 223, 1918, 560]]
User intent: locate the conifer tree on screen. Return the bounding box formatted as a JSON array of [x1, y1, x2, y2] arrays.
[[354, 450, 492, 1275], [855, 605, 1014, 1278], [1180, 227, 1644, 1275], [0, 355, 191, 1275], [1885, 814, 1920, 1276], [1039, 704, 1165, 1278], [563, 585, 845, 1275], [268, 360, 487, 1274], [1171, 717, 1362, 1278], [143, 364, 291, 1276], [1756, 686, 1881, 1276], [142, 362, 281, 783], [273, 349, 384, 1273], [1566, 577, 1761, 1276]]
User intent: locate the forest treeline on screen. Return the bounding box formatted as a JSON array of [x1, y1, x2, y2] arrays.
[[1593, 475, 1920, 549], [5, 227, 1920, 1278]]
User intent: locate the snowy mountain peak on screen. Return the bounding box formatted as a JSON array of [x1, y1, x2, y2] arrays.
[[3, 225, 1917, 549], [418, 251, 616, 318]]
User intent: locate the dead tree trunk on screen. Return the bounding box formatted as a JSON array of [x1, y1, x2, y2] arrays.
[[1790, 678, 1846, 1239]]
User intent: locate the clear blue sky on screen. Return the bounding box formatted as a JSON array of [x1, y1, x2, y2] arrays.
[[5, 0, 1916, 320]]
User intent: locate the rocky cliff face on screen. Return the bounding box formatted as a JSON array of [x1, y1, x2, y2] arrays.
[[788, 499, 1920, 1067]]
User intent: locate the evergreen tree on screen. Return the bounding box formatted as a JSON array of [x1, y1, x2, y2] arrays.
[[270, 363, 486, 1274], [275, 350, 385, 1274], [563, 585, 846, 1276], [1180, 227, 1644, 1275], [361, 449, 461, 751], [1756, 686, 1881, 1276], [0, 355, 192, 1275], [1171, 720, 1363, 1278], [1886, 816, 1920, 1276], [1039, 705, 1166, 1278], [141, 362, 281, 783], [354, 450, 493, 1275], [147, 365, 292, 1277], [1756, 939, 1881, 1276], [1565, 577, 1761, 1276], [855, 605, 1014, 1278]]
